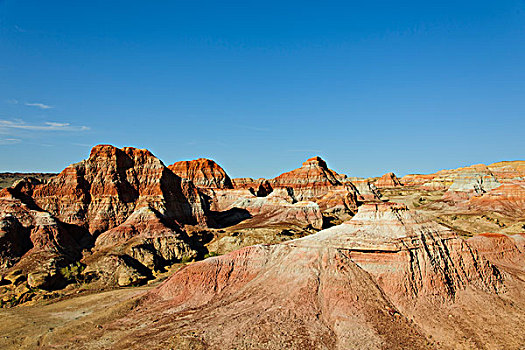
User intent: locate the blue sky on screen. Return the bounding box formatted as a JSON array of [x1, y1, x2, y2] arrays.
[[0, 1, 524, 178]]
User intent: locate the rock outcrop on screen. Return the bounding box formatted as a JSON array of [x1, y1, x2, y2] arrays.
[[32, 145, 208, 234], [488, 161, 525, 182], [270, 156, 360, 220], [232, 178, 273, 197], [168, 158, 233, 189], [92, 203, 512, 350], [466, 182, 525, 218], [271, 156, 342, 200], [467, 232, 525, 271], [91, 207, 197, 274], [442, 164, 501, 201], [375, 172, 402, 188], [0, 145, 212, 293], [401, 162, 525, 192]]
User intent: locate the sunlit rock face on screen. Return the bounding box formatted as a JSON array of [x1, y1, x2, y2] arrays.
[[32, 144, 208, 235], [374, 172, 402, 188], [270, 156, 361, 219], [123, 203, 505, 350], [169, 158, 234, 189]]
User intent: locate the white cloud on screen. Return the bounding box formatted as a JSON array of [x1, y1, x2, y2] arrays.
[[6, 99, 18, 105], [25, 102, 53, 109], [0, 119, 90, 131], [0, 138, 21, 145]]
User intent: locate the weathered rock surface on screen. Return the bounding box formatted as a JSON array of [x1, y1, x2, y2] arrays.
[[89, 207, 197, 277], [0, 145, 211, 294], [401, 161, 525, 192], [74, 203, 522, 350], [271, 156, 343, 200], [467, 232, 525, 271], [0, 187, 87, 273], [205, 187, 323, 249], [466, 182, 525, 218], [32, 145, 208, 235], [442, 164, 501, 201], [271, 156, 361, 220], [374, 172, 402, 188], [169, 158, 233, 189], [351, 179, 382, 202], [232, 178, 274, 197], [488, 161, 525, 182]]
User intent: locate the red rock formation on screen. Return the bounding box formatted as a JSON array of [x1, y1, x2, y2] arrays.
[[468, 233, 525, 270], [351, 179, 382, 202], [488, 161, 525, 183], [232, 177, 273, 196], [168, 158, 233, 189], [271, 156, 360, 218], [207, 188, 323, 230], [271, 156, 342, 200], [466, 182, 525, 218], [0, 145, 211, 289], [400, 174, 437, 187], [0, 186, 88, 283], [401, 162, 522, 191], [375, 172, 402, 188], [32, 145, 208, 235], [105, 203, 509, 349], [94, 207, 197, 266]]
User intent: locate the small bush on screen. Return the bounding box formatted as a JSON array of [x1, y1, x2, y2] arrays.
[[59, 262, 85, 284], [180, 256, 193, 264]]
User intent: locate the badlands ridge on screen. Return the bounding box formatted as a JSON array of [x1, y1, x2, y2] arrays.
[[0, 145, 524, 349]]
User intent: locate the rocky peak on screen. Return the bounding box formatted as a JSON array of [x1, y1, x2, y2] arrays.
[[31, 145, 207, 235], [375, 172, 403, 188], [168, 158, 233, 189], [301, 156, 328, 169], [272, 157, 341, 189]]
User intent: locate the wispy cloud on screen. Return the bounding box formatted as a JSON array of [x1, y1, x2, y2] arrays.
[[6, 99, 18, 105], [14, 25, 26, 33], [0, 138, 21, 145], [25, 102, 53, 109], [0, 119, 90, 131]]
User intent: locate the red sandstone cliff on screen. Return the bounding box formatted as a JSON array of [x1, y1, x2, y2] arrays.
[[168, 158, 233, 189]]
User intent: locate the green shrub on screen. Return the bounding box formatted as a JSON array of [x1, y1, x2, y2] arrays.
[[59, 262, 85, 284], [180, 256, 193, 264]]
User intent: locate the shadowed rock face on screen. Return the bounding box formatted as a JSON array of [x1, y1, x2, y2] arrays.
[[169, 158, 234, 189], [206, 187, 323, 230], [0, 186, 90, 290], [91, 207, 197, 273], [0, 145, 210, 289], [97, 203, 509, 350]]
